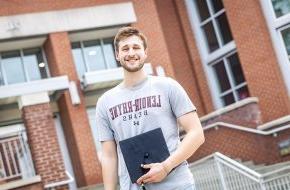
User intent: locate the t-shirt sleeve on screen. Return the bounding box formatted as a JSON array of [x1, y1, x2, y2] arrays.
[[167, 77, 197, 118], [95, 96, 114, 141]]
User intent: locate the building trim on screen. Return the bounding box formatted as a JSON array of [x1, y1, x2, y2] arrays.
[[0, 76, 69, 99], [0, 2, 136, 40], [0, 175, 41, 190], [200, 97, 259, 122], [259, 0, 290, 97], [258, 115, 290, 130], [0, 124, 24, 138], [0, 37, 46, 52], [184, 0, 237, 109], [18, 92, 50, 109], [83, 63, 153, 91]]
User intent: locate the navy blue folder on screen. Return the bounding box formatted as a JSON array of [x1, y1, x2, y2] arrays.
[[119, 128, 170, 183]]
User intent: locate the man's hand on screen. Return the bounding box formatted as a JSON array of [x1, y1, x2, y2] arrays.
[[136, 163, 169, 184]]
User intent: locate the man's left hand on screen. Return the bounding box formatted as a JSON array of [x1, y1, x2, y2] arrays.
[[136, 163, 168, 184]]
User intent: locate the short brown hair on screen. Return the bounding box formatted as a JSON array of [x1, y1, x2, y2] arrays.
[[114, 26, 148, 52]]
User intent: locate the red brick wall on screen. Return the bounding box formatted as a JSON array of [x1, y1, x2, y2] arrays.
[[44, 32, 102, 187], [0, 0, 175, 77], [189, 126, 290, 165], [187, 102, 290, 165], [201, 101, 263, 128], [223, 0, 290, 122], [21, 103, 67, 187], [154, 0, 206, 115], [0, 0, 123, 16], [131, 0, 176, 78], [174, 0, 215, 115]]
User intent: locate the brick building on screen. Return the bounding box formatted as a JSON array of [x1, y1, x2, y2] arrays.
[[0, 0, 289, 189]]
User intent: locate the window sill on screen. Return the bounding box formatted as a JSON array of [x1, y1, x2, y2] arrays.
[[0, 175, 41, 190], [82, 63, 153, 91]]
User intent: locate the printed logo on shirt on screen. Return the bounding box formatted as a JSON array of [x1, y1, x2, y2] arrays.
[[108, 95, 162, 121]]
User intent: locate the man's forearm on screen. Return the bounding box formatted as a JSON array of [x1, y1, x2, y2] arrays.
[[162, 126, 204, 172], [102, 155, 118, 190]]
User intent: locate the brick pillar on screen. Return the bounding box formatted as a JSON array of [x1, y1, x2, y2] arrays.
[[19, 92, 68, 190], [154, 0, 215, 115], [131, 0, 176, 78], [223, 0, 290, 122], [44, 32, 102, 187], [174, 0, 215, 115]]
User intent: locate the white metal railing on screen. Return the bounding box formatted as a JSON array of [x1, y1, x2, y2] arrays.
[[180, 121, 290, 139], [203, 122, 290, 136], [0, 131, 35, 183], [189, 152, 290, 190]]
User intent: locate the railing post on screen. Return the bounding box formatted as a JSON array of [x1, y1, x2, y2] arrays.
[[259, 179, 266, 190], [214, 155, 228, 190]]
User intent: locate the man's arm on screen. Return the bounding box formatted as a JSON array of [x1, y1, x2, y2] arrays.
[[101, 140, 118, 190], [137, 111, 205, 184]]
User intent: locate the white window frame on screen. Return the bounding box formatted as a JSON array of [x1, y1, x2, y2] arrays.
[[0, 47, 50, 86], [260, 0, 290, 97], [211, 51, 248, 104], [185, 0, 243, 108], [70, 27, 120, 81], [75, 38, 117, 72], [72, 37, 119, 82]]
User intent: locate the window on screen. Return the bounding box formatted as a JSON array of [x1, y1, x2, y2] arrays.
[[281, 26, 290, 61], [212, 52, 249, 105], [71, 38, 119, 79], [260, 0, 290, 96], [0, 48, 49, 86], [196, 0, 233, 53], [271, 0, 290, 18], [186, 0, 249, 107]]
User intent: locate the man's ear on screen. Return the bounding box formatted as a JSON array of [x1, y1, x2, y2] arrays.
[[115, 51, 120, 61], [144, 48, 148, 58]]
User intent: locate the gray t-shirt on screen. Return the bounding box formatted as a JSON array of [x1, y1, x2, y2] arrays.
[[96, 75, 196, 190]]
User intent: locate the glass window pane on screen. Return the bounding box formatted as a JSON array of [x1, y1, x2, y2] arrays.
[[83, 40, 106, 71], [23, 48, 47, 81], [216, 13, 233, 45], [72, 42, 87, 78], [271, 0, 290, 18], [196, 0, 211, 21], [202, 21, 219, 52], [237, 86, 250, 100], [213, 61, 231, 92], [0, 68, 4, 85], [103, 38, 119, 68], [211, 0, 224, 13], [222, 93, 235, 106], [281, 27, 290, 60], [1, 51, 26, 84], [228, 53, 245, 85]]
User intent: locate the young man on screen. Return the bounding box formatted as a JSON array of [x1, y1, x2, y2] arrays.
[[96, 27, 205, 190]]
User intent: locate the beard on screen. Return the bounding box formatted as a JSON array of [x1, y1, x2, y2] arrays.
[[121, 56, 145, 72]]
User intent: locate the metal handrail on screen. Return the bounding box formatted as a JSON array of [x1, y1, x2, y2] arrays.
[[190, 152, 290, 184], [261, 165, 290, 178], [188, 152, 216, 166], [214, 152, 262, 178], [203, 122, 290, 135]]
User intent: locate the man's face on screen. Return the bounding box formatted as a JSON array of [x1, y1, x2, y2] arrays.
[[116, 35, 147, 72]]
